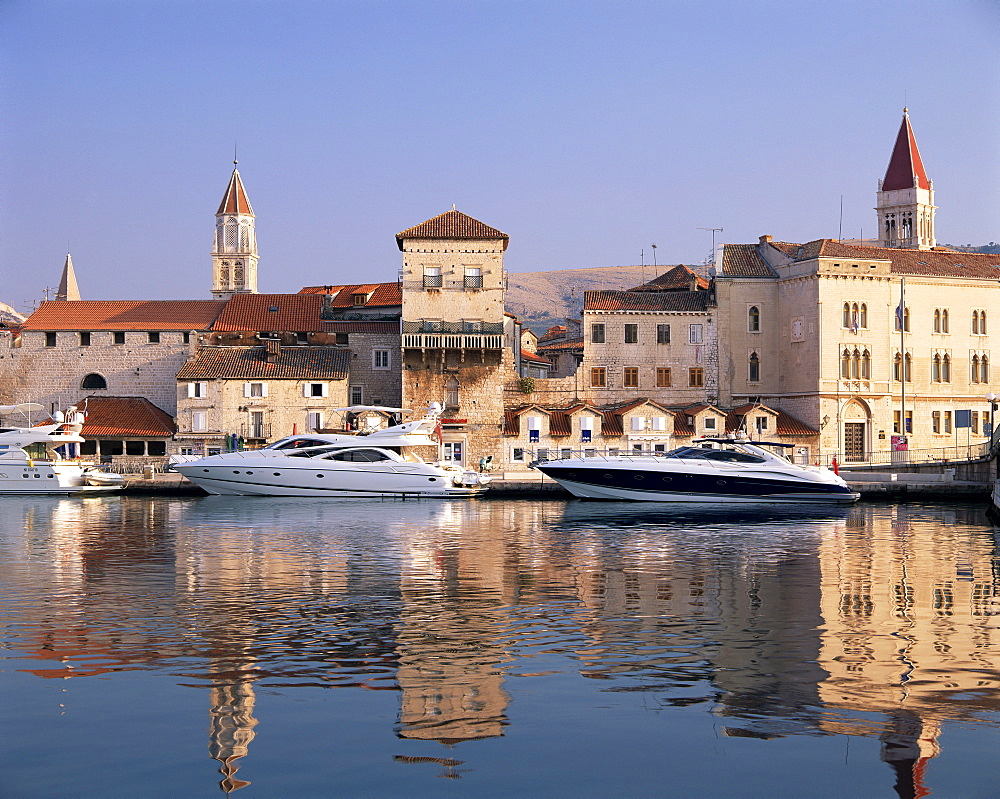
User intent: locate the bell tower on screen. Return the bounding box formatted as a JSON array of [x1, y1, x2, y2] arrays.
[[212, 162, 258, 298], [876, 109, 935, 250]]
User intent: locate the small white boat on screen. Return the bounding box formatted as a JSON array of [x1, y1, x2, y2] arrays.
[[536, 437, 859, 505], [0, 403, 124, 495], [175, 404, 490, 498]]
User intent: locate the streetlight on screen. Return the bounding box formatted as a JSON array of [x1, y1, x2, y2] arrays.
[[987, 393, 998, 447]]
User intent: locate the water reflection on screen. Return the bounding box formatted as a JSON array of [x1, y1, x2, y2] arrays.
[[0, 496, 998, 796]]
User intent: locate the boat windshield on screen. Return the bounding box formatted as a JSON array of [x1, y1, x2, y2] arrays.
[[269, 437, 332, 450], [663, 446, 765, 464], [319, 449, 396, 463]]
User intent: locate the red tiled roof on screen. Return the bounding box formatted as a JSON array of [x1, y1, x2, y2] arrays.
[[584, 290, 710, 312], [538, 325, 567, 342], [520, 349, 551, 365], [22, 301, 227, 331], [629, 265, 709, 292], [79, 396, 175, 437], [177, 346, 350, 380], [300, 283, 402, 307], [217, 167, 254, 215], [882, 112, 930, 191], [212, 294, 325, 332], [726, 404, 817, 436], [721, 244, 777, 278], [396, 210, 509, 251], [536, 337, 584, 353], [548, 410, 571, 436]]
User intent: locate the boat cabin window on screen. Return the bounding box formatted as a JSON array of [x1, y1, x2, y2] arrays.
[[324, 449, 393, 462], [270, 438, 330, 450], [665, 446, 765, 463]]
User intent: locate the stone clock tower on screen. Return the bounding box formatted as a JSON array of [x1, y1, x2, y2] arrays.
[[211, 162, 258, 298]]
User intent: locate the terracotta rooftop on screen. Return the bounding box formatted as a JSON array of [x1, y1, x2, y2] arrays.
[[396, 209, 509, 251], [720, 244, 777, 278], [727, 404, 817, 437], [538, 325, 567, 342], [584, 290, 711, 312], [22, 300, 228, 331], [212, 294, 325, 332], [882, 111, 930, 192], [520, 349, 552, 366], [217, 166, 254, 216], [76, 396, 175, 438], [536, 337, 584, 353], [300, 283, 402, 307], [629, 265, 709, 292], [177, 346, 351, 380]]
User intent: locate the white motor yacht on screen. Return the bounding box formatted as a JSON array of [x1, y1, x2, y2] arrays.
[[535, 437, 859, 505], [0, 403, 124, 495], [174, 405, 490, 498]]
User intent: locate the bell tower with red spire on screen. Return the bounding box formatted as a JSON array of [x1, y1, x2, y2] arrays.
[[211, 162, 259, 298], [876, 109, 935, 249]]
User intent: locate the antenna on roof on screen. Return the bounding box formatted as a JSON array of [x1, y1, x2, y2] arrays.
[[697, 228, 723, 264], [234, 141, 238, 166], [839, 195, 843, 241]]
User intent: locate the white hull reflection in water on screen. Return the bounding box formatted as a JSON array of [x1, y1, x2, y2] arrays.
[[1, 496, 999, 797]]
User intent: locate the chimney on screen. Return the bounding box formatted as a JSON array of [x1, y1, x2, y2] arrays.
[[264, 338, 281, 363], [759, 234, 773, 245]]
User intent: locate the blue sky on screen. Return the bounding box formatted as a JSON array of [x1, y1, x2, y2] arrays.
[[1, 0, 997, 309]]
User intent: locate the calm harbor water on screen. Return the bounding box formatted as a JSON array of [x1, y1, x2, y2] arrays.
[[1, 496, 999, 797]]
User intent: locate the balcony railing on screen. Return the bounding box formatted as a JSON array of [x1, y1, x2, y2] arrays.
[[423, 274, 443, 288], [403, 321, 503, 334], [240, 423, 271, 440], [403, 333, 504, 350]]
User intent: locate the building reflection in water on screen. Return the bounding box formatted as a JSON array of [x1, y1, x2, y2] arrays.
[[2, 497, 1000, 796]]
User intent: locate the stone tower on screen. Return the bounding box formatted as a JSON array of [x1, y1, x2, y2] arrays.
[[876, 109, 935, 250], [397, 209, 511, 467], [55, 253, 81, 301], [211, 163, 258, 299]]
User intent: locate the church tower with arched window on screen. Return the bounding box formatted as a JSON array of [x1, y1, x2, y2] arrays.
[[211, 162, 258, 298], [876, 109, 936, 249]]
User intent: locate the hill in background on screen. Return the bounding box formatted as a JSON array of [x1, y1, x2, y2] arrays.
[[507, 264, 707, 335]]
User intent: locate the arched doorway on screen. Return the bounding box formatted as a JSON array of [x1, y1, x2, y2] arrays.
[[842, 400, 870, 462]]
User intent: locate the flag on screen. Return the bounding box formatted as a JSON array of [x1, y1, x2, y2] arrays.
[[895, 304, 904, 330], [434, 420, 443, 444], [851, 311, 859, 334]]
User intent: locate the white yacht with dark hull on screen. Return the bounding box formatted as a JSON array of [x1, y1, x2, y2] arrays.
[[174, 405, 490, 498], [535, 438, 859, 505], [0, 403, 124, 495]]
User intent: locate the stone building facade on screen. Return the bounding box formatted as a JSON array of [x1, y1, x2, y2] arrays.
[[397, 209, 513, 468]]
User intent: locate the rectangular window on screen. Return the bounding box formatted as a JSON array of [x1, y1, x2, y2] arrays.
[[590, 367, 606, 387], [373, 349, 391, 370], [350, 385, 363, 405], [307, 412, 322, 432], [113, 331, 126, 345], [581, 429, 592, 442], [689, 367, 704, 387], [423, 266, 442, 288], [125, 440, 145, 456], [148, 331, 160, 344], [464, 267, 482, 289], [296, 331, 309, 342], [148, 441, 166, 456], [192, 412, 207, 432], [972, 411, 979, 435], [303, 382, 327, 398], [512, 447, 525, 462], [893, 410, 901, 434], [45, 332, 56, 347], [689, 324, 703, 344], [932, 411, 941, 434], [560, 448, 572, 459], [187, 382, 207, 398], [652, 416, 667, 431], [704, 417, 717, 430], [944, 411, 952, 434], [623, 367, 639, 388], [905, 411, 912, 433], [79, 331, 91, 346], [244, 382, 268, 398], [631, 417, 646, 431], [335, 332, 349, 345], [756, 416, 768, 433], [536, 447, 549, 462], [591, 323, 605, 344], [182, 332, 190, 344], [656, 324, 671, 344], [656, 367, 671, 387], [624, 324, 638, 344]]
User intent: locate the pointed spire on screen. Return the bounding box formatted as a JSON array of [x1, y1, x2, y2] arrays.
[[217, 163, 254, 216], [55, 253, 80, 301], [882, 109, 930, 191]]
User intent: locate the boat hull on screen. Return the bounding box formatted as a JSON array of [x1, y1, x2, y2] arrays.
[[176, 462, 487, 498], [537, 462, 859, 505]]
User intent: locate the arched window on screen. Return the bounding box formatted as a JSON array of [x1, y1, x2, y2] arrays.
[[972, 355, 981, 383], [860, 303, 868, 329], [893, 352, 902, 382], [941, 309, 949, 333], [748, 352, 760, 382], [942, 354, 951, 382], [932, 354, 942, 382], [850, 348, 861, 379], [445, 376, 459, 408], [840, 349, 851, 379], [904, 352, 912, 382], [973, 310, 980, 335], [982, 355, 990, 383], [843, 303, 851, 329], [861, 349, 871, 380], [933, 309, 941, 333], [81, 373, 107, 390], [981, 310, 988, 335], [894, 306, 910, 332], [748, 306, 760, 333]]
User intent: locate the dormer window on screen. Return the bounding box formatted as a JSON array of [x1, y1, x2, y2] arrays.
[[352, 293, 368, 306]]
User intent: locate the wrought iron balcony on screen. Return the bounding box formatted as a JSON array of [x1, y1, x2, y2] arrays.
[[402, 320, 504, 350]]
